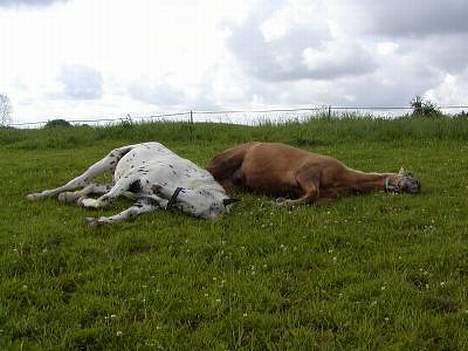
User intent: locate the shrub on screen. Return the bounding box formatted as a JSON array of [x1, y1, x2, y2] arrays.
[[44, 119, 73, 128], [453, 110, 468, 119]]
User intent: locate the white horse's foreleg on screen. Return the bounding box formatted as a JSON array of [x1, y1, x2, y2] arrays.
[[85, 200, 158, 226], [26, 145, 135, 201]]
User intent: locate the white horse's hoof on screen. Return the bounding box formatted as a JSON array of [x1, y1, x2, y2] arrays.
[[79, 198, 99, 208], [85, 216, 110, 226], [26, 193, 42, 201], [58, 192, 78, 203], [85, 217, 99, 227]]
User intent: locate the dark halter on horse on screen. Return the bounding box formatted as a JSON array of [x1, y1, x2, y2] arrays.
[[166, 187, 183, 209], [384, 178, 397, 193]]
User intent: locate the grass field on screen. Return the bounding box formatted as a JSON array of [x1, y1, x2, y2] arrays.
[[0, 116, 467, 350]]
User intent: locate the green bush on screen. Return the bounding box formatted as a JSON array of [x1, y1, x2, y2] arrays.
[[453, 110, 468, 119], [44, 119, 73, 128]]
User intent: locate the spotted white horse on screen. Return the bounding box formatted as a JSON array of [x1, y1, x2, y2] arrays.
[[26, 142, 238, 225]]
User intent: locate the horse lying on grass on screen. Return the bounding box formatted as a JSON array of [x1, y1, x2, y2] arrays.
[[26, 142, 238, 225], [207, 142, 420, 206]]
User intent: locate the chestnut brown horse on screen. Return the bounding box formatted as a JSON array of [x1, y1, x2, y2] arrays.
[[207, 142, 420, 206]]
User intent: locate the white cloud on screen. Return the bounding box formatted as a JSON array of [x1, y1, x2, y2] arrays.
[[329, 0, 468, 38], [377, 42, 399, 56], [0, 0, 69, 8], [60, 65, 102, 100], [1, 0, 254, 121], [426, 71, 468, 104], [1, 0, 468, 123], [302, 40, 376, 79], [128, 79, 186, 108], [259, 0, 328, 42]]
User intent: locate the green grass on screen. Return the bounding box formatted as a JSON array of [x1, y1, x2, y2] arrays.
[[0, 116, 467, 350]]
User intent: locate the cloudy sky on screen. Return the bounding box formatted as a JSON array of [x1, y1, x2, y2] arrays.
[[1, 0, 468, 123]]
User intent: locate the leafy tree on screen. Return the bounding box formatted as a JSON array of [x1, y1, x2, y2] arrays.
[[0, 93, 12, 126], [410, 96, 443, 118]]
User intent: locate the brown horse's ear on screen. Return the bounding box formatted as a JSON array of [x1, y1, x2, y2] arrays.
[[398, 167, 409, 176], [223, 198, 240, 207]]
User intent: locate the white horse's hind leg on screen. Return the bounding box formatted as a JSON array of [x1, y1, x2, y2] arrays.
[[58, 184, 112, 203], [78, 175, 139, 208], [85, 200, 158, 226], [26, 145, 135, 201]]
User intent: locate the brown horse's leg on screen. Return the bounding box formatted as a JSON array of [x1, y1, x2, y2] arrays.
[[277, 167, 320, 206]]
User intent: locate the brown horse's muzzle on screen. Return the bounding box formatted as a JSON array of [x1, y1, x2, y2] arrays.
[[399, 176, 421, 194]]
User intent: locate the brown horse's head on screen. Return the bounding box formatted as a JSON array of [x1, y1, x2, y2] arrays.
[[385, 168, 421, 194]]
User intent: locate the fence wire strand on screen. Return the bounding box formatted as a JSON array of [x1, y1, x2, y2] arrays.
[[6, 104, 468, 129]]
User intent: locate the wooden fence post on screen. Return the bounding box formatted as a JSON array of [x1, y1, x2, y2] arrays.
[[189, 110, 194, 142]]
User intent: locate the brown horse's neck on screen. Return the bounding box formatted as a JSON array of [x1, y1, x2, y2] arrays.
[[341, 168, 394, 194]]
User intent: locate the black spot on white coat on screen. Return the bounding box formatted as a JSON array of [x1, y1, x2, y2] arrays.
[[128, 180, 142, 193]]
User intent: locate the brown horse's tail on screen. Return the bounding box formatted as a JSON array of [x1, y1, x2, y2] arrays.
[[207, 142, 257, 189]]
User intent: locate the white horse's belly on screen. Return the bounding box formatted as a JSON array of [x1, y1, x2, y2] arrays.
[[113, 143, 222, 194]]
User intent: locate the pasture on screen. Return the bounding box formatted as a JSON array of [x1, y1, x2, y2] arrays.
[[0, 116, 467, 350]]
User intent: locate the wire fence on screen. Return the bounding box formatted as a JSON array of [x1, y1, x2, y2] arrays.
[[6, 104, 468, 129]]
